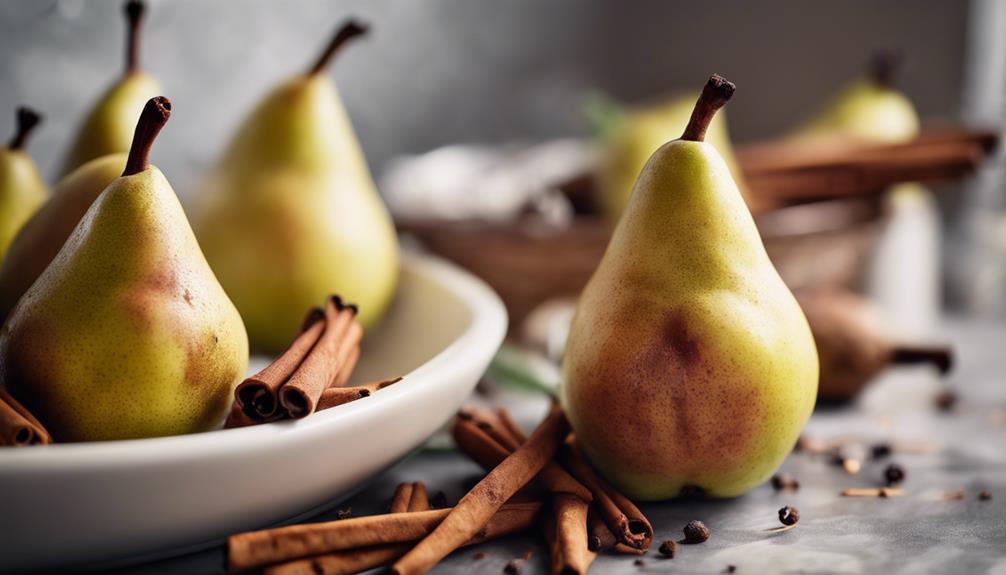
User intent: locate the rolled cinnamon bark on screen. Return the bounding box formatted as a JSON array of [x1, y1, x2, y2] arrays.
[[545, 493, 595, 575], [560, 439, 653, 552], [280, 297, 362, 418], [454, 409, 592, 502], [0, 388, 51, 446], [390, 405, 568, 575], [390, 482, 415, 514], [229, 501, 542, 572], [408, 481, 431, 512], [332, 345, 361, 388], [317, 377, 404, 411], [235, 307, 325, 421]]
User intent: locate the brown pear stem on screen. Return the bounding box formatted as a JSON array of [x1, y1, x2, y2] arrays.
[[890, 345, 953, 374], [124, 0, 145, 75], [8, 107, 41, 150], [681, 74, 735, 142], [308, 19, 369, 76], [869, 51, 902, 89], [122, 96, 171, 177]]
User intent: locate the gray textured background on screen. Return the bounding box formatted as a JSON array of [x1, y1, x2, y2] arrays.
[[0, 0, 970, 201]]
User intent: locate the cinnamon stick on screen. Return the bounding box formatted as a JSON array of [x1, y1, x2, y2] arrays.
[[235, 307, 326, 421], [317, 377, 403, 411], [280, 297, 363, 418], [229, 501, 542, 572], [390, 405, 569, 575], [408, 481, 431, 512], [332, 345, 361, 388], [0, 388, 51, 446], [545, 493, 595, 575], [390, 482, 415, 514], [560, 439, 653, 552], [453, 414, 591, 502]]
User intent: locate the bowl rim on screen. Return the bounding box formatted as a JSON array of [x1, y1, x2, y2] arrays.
[[0, 251, 508, 468]]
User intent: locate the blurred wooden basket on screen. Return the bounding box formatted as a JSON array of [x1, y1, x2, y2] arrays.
[[398, 125, 998, 331]]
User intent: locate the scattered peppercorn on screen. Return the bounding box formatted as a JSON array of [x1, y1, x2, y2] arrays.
[[587, 535, 602, 551], [934, 389, 958, 412], [682, 520, 710, 543], [336, 507, 352, 520], [431, 491, 449, 509], [884, 463, 906, 486], [658, 539, 677, 558], [634, 559, 645, 567], [771, 473, 800, 491], [472, 551, 486, 561], [503, 558, 522, 574], [870, 442, 893, 459], [778, 506, 800, 526], [726, 566, 737, 574], [979, 490, 992, 501]]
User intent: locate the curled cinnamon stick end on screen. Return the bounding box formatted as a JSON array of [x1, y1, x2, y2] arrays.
[[7, 107, 41, 151], [235, 308, 326, 421], [390, 405, 569, 575], [0, 388, 51, 446], [560, 438, 653, 552], [408, 481, 431, 512], [681, 74, 735, 143], [280, 297, 362, 418], [122, 96, 170, 176], [390, 483, 415, 514]]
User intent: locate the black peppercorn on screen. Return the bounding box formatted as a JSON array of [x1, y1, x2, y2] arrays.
[[771, 473, 800, 491], [503, 559, 522, 574], [934, 389, 957, 412], [634, 559, 645, 566], [658, 539, 677, 557], [870, 442, 893, 459], [336, 507, 352, 520], [778, 506, 800, 526], [682, 520, 710, 543], [884, 463, 906, 486], [979, 490, 992, 501], [726, 566, 737, 574]]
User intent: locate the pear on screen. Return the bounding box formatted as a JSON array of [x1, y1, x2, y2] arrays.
[[796, 288, 952, 402], [0, 108, 47, 266], [797, 52, 919, 143], [193, 20, 399, 353], [0, 154, 125, 323], [595, 92, 746, 221], [60, 0, 161, 176], [561, 76, 819, 500], [0, 97, 248, 442]]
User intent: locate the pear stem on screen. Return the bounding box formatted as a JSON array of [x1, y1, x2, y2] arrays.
[[890, 345, 953, 374], [308, 19, 369, 76], [124, 0, 145, 75], [122, 96, 171, 176], [869, 51, 902, 89], [7, 107, 41, 151], [681, 74, 735, 142]]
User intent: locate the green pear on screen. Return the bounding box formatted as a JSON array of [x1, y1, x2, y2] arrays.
[[562, 76, 819, 500], [595, 92, 745, 221], [60, 0, 161, 176], [0, 154, 125, 323], [0, 108, 47, 266], [0, 97, 248, 442], [796, 52, 919, 143], [193, 20, 399, 353]]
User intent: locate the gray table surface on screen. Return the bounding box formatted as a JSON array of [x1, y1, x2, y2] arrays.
[[111, 319, 1006, 575]]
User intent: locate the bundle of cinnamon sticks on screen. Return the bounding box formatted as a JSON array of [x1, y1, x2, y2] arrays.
[[225, 295, 400, 429], [737, 125, 1000, 208], [227, 403, 653, 574]]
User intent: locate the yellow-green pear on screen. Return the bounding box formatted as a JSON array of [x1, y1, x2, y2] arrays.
[[0, 108, 47, 266], [797, 52, 919, 143], [562, 76, 819, 500], [596, 93, 745, 221], [0, 154, 125, 323], [60, 0, 161, 176], [193, 20, 399, 353], [0, 98, 248, 442]]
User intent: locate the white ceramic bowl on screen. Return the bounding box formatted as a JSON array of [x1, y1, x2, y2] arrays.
[[0, 252, 507, 571]]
